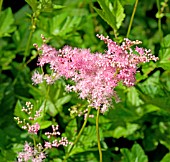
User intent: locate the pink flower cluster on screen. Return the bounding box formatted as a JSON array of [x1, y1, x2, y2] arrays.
[[44, 125, 72, 149], [18, 142, 46, 162], [15, 102, 72, 162], [14, 102, 42, 134], [32, 35, 158, 113]]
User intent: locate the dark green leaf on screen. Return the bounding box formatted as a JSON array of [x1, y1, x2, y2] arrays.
[[121, 143, 148, 162], [158, 34, 170, 70]]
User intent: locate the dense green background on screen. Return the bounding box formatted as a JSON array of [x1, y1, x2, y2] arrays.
[[0, 0, 170, 161]]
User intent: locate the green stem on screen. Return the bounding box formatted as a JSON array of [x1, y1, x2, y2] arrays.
[[0, 0, 3, 12], [156, 0, 162, 40], [62, 107, 92, 162], [23, 12, 38, 64], [23, 30, 34, 64], [126, 0, 139, 38], [96, 107, 102, 162]]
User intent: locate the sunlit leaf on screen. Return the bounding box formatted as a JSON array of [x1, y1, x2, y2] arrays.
[[161, 153, 170, 162], [0, 8, 16, 37]]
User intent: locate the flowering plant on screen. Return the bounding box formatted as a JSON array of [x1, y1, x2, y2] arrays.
[[1, 0, 170, 162], [30, 34, 158, 161]]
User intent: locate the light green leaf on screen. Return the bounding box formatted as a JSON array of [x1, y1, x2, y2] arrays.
[[25, 0, 38, 12], [161, 153, 170, 162], [113, 0, 126, 29], [127, 87, 143, 106], [0, 8, 16, 37], [94, 3, 117, 30], [95, 0, 125, 31], [14, 100, 28, 120], [38, 121, 52, 129]]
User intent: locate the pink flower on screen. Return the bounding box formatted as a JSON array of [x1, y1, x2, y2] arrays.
[[33, 34, 158, 113], [17, 142, 46, 162], [44, 142, 52, 149], [28, 122, 40, 134], [32, 71, 43, 84]]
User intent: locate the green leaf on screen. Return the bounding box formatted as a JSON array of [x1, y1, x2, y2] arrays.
[[113, 0, 126, 29], [94, 3, 117, 30], [14, 100, 28, 120], [127, 87, 143, 106], [109, 123, 139, 138], [0, 51, 16, 70], [65, 118, 77, 140], [25, 0, 38, 12], [0, 8, 16, 37], [121, 143, 148, 162], [137, 71, 165, 98], [95, 0, 125, 31], [55, 95, 71, 109], [158, 34, 170, 70], [46, 100, 58, 117], [49, 13, 82, 36], [38, 120, 52, 129], [70, 126, 98, 156], [160, 153, 170, 162]]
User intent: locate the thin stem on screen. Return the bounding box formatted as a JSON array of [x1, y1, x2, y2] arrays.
[[96, 107, 102, 162], [126, 0, 139, 38], [22, 30, 34, 63], [156, 0, 163, 40], [0, 0, 3, 12], [23, 12, 38, 64], [62, 107, 92, 162]]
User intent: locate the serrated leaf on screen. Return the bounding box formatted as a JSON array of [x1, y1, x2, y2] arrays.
[[95, 0, 125, 31], [94, 5, 117, 30], [112, 123, 139, 138], [121, 143, 148, 162], [158, 34, 170, 70], [65, 118, 77, 139], [70, 126, 97, 156], [113, 0, 126, 29], [127, 87, 143, 106]]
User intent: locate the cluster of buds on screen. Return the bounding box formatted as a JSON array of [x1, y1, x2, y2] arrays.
[[69, 104, 94, 119], [14, 102, 42, 134], [44, 125, 72, 149]]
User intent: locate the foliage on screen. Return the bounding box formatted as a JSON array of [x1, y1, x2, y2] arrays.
[[0, 0, 170, 161]]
